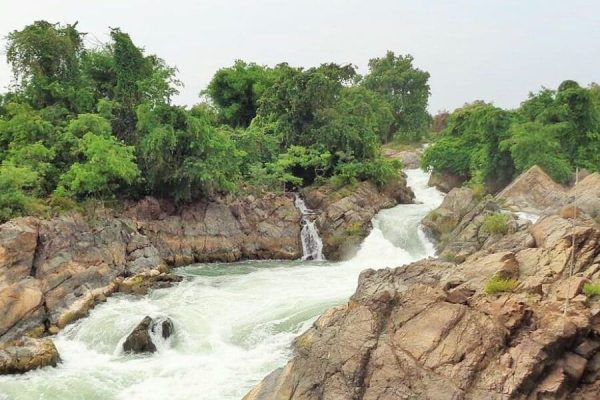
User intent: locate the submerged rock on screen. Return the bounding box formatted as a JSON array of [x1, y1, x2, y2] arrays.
[[0, 337, 60, 375], [122, 316, 174, 354]]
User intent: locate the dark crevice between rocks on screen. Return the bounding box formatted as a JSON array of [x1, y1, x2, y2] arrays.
[[30, 229, 44, 278], [354, 296, 399, 400]]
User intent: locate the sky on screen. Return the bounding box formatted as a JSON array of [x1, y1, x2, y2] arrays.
[[0, 0, 598, 113]]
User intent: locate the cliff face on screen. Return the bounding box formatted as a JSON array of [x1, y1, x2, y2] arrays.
[[303, 176, 414, 261], [125, 194, 303, 265], [0, 193, 303, 343], [245, 189, 600, 399]]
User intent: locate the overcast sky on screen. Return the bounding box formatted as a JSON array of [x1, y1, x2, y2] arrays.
[[0, 0, 598, 113]]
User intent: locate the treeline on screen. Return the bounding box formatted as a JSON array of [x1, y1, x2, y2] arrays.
[[423, 81, 600, 192], [0, 21, 431, 222]]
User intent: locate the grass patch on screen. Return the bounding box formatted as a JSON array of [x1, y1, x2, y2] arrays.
[[345, 222, 363, 237], [484, 276, 519, 295], [482, 213, 509, 235], [583, 283, 600, 297]]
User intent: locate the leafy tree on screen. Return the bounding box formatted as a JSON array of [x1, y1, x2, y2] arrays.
[[0, 163, 41, 222], [257, 63, 357, 149], [316, 86, 393, 158], [57, 132, 139, 197], [362, 51, 430, 142], [5, 21, 95, 113], [137, 103, 242, 202], [423, 102, 514, 190], [109, 29, 180, 143], [502, 121, 572, 183], [205, 60, 278, 128]]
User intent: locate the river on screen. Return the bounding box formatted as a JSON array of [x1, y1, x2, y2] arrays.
[[0, 169, 444, 400]]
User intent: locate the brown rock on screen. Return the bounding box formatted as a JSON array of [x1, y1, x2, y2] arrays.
[[427, 170, 466, 193], [0, 337, 60, 374], [497, 165, 568, 212], [245, 202, 600, 399]]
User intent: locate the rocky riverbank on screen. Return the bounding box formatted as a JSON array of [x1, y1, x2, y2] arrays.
[[245, 168, 600, 400], [0, 178, 413, 374]]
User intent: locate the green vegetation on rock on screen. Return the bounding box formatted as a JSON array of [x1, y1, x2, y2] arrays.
[[484, 276, 519, 295], [481, 213, 509, 235], [583, 283, 600, 297]]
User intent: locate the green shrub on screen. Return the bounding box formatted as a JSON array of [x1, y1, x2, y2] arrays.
[[583, 283, 600, 297], [482, 213, 509, 235], [484, 276, 519, 294]]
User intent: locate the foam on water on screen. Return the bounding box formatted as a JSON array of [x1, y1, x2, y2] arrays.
[[0, 169, 444, 400]]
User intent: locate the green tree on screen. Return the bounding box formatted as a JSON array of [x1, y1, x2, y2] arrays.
[[502, 121, 572, 183], [205, 60, 278, 128], [362, 51, 430, 142], [137, 103, 242, 202], [57, 132, 139, 197], [423, 102, 514, 190], [0, 163, 41, 222]]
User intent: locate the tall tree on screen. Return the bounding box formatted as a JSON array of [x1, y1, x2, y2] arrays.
[[362, 51, 430, 142]]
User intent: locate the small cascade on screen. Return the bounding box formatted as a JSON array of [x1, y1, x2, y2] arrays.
[[294, 194, 325, 261]]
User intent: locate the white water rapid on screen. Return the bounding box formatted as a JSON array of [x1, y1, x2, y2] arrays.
[[294, 195, 325, 261], [0, 169, 444, 400]]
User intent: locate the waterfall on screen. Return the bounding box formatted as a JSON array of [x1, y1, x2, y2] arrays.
[[294, 194, 325, 261]]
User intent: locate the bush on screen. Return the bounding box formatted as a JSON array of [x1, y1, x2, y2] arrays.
[[583, 283, 600, 297], [482, 213, 509, 235], [484, 276, 519, 294]]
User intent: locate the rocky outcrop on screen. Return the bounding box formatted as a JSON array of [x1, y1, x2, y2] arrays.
[[382, 149, 422, 169], [246, 198, 600, 399], [0, 190, 305, 344], [0, 213, 166, 342], [303, 178, 414, 260], [127, 194, 302, 266], [569, 173, 600, 219], [422, 187, 479, 241], [0, 337, 60, 374], [122, 316, 174, 354], [428, 170, 466, 193], [497, 165, 568, 212]]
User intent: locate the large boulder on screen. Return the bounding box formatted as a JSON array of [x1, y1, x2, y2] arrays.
[[569, 172, 600, 219], [0, 337, 60, 374], [497, 165, 568, 212], [303, 177, 414, 261], [382, 149, 422, 169], [122, 316, 174, 354], [422, 187, 478, 240], [427, 170, 466, 193]]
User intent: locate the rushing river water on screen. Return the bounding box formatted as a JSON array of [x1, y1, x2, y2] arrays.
[[0, 169, 444, 400]]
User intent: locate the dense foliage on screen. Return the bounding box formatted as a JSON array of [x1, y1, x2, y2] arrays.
[[0, 21, 430, 221], [423, 81, 600, 189]]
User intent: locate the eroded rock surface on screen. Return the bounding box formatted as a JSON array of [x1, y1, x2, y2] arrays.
[[245, 200, 600, 399], [127, 194, 303, 265]]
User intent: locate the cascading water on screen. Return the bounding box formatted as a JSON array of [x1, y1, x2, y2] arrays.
[[0, 169, 444, 400], [294, 195, 325, 261]]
